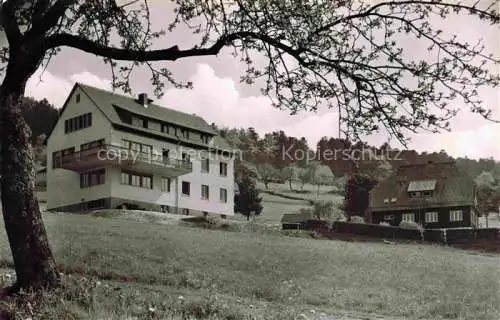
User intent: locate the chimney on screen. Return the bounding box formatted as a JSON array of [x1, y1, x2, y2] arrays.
[[138, 93, 149, 107]]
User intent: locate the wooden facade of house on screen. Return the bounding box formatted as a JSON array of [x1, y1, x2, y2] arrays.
[[368, 161, 480, 229]]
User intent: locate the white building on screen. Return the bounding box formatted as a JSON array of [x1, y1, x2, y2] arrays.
[[46, 83, 235, 216]]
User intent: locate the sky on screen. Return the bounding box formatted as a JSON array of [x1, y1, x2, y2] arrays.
[[15, 1, 500, 160]]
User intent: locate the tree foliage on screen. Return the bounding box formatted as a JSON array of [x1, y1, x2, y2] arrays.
[[19, 97, 59, 144], [342, 173, 378, 220], [256, 163, 278, 189], [2, 1, 497, 143], [234, 173, 263, 221], [476, 185, 500, 215]]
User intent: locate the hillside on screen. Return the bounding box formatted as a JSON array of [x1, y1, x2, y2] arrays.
[[1, 213, 499, 319]]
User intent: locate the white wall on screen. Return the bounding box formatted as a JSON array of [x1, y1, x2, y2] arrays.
[[109, 130, 235, 215], [46, 87, 113, 210], [46, 86, 234, 215]]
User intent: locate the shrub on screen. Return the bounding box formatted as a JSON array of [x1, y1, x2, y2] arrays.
[[350, 216, 365, 224], [235, 175, 263, 221], [399, 221, 423, 230], [399, 221, 424, 240], [312, 201, 334, 220]]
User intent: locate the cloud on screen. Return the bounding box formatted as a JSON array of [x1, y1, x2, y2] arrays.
[[24, 64, 500, 160], [26, 70, 112, 108], [25, 69, 73, 108], [161, 64, 330, 139]]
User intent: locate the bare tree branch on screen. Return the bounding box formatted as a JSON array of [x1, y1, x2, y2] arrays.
[[44, 31, 301, 61]]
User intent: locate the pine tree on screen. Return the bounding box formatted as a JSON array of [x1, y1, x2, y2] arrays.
[[235, 175, 263, 221]]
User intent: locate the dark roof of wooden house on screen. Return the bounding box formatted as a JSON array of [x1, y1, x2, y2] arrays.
[[281, 211, 313, 224], [369, 161, 476, 212]]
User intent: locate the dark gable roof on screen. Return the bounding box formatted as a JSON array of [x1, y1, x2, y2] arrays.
[[78, 84, 217, 135], [281, 211, 313, 224], [370, 161, 476, 212], [47, 83, 233, 153]]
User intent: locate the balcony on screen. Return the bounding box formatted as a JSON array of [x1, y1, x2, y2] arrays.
[[60, 144, 192, 177]]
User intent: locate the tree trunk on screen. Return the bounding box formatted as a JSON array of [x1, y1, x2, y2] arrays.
[[289, 178, 292, 191], [0, 90, 60, 291]]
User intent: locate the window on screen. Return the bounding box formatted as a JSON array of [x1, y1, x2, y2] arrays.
[[182, 181, 190, 196], [62, 147, 75, 156], [161, 205, 170, 213], [131, 116, 146, 128], [450, 210, 463, 222], [80, 169, 105, 188], [180, 128, 190, 139], [201, 158, 209, 172], [121, 139, 130, 149], [122, 139, 152, 161], [131, 174, 141, 187], [53, 147, 75, 168], [52, 151, 62, 168], [65, 113, 92, 133], [182, 153, 191, 163], [120, 172, 129, 184], [141, 145, 152, 158], [422, 190, 433, 197], [121, 171, 153, 189], [402, 213, 415, 223], [162, 149, 170, 164], [202, 185, 209, 200], [162, 124, 170, 134], [408, 191, 421, 198], [81, 139, 104, 151], [130, 142, 141, 152], [201, 134, 210, 144], [76, 94, 81, 103], [425, 211, 438, 223], [143, 176, 152, 189], [220, 188, 228, 203], [161, 177, 171, 192], [219, 162, 228, 176]]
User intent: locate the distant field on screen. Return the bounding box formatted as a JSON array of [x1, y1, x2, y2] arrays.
[[257, 181, 344, 203], [251, 192, 310, 223], [1, 213, 499, 319]]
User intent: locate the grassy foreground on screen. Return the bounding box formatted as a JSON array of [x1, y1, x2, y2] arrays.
[[0, 213, 499, 320]]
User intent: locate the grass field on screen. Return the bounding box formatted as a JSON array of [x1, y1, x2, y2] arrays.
[[1, 213, 499, 320], [234, 192, 311, 223], [257, 181, 344, 203]]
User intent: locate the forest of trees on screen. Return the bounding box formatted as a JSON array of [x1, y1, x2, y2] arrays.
[[215, 125, 500, 185], [214, 124, 500, 218]]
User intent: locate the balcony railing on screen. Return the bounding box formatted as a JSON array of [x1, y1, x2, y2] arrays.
[[60, 144, 193, 174]]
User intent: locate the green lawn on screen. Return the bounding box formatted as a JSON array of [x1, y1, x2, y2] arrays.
[[241, 192, 310, 223], [257, 181, 344, 203], [1, 213, 499, 320]]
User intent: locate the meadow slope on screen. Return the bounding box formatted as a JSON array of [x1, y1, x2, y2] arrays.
[[0, 212, 499, 320]]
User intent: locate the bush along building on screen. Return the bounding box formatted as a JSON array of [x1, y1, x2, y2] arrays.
[[46, 83, 235, 216], [368, 161, 479, 229]]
